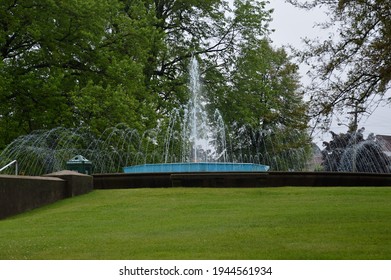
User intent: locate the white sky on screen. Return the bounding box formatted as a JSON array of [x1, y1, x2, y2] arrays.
[[266, 0, 391, 145]]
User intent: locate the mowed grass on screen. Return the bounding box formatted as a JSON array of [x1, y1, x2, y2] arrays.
[[1, 187, 391, 260]]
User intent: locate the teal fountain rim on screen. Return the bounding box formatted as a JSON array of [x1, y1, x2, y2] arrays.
[[123, 162, 270, 173]]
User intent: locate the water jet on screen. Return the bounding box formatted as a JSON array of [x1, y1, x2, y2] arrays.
[[123, 57, 269, 173]]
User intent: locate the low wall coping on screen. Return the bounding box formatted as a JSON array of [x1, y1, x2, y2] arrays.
[[0, 174, 64, 182], [43, 170, 91, 177]]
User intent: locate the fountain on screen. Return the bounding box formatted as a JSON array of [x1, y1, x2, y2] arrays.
[[1, 58, 390, 191], [123, 57, 269, 173], [321, 129, 391, 173], [0, 57, 318, 176]]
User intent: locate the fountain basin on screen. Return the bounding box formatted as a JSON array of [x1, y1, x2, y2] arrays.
[[123, 162, 270, 173]]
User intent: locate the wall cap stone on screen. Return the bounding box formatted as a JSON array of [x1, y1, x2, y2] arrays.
[[43, 170, 90, 177], [0, 174, 64, 181]]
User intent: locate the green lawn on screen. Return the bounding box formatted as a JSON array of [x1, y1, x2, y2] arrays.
[[1, 187, 391, 260]]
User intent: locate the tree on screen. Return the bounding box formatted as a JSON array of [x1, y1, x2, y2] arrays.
[[206, 38, 312, 170], [0, 0, 158, 147], [71, 0, 160, 133], [142, 0, 274, 114], [287, 0, 391, 129]]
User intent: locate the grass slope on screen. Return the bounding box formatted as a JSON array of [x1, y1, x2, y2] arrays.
[[1, 187, 391, 259]]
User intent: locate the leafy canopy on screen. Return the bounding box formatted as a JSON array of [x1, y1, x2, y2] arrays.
[[287, 0, 391, 130]]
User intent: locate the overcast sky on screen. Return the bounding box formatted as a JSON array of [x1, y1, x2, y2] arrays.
[[266, 0, 391, 145]]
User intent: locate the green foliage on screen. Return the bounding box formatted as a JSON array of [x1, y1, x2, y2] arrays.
[[233, 0, 272, 44], [206, 39, 311, 170], [0, 0, 158, 146]]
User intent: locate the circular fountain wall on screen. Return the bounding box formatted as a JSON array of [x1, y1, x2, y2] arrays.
[[123, 162, 269, 173]]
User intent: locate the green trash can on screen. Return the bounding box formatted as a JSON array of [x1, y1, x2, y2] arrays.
[[66, 155, 93, 175]]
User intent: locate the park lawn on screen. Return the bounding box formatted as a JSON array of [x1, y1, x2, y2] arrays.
[[0, 187, 391, 260]]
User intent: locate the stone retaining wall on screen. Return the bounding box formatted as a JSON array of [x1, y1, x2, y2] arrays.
[[2, 171, 390, 219], [93, 172, 391, 189], [0, 171, 92, 219]]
